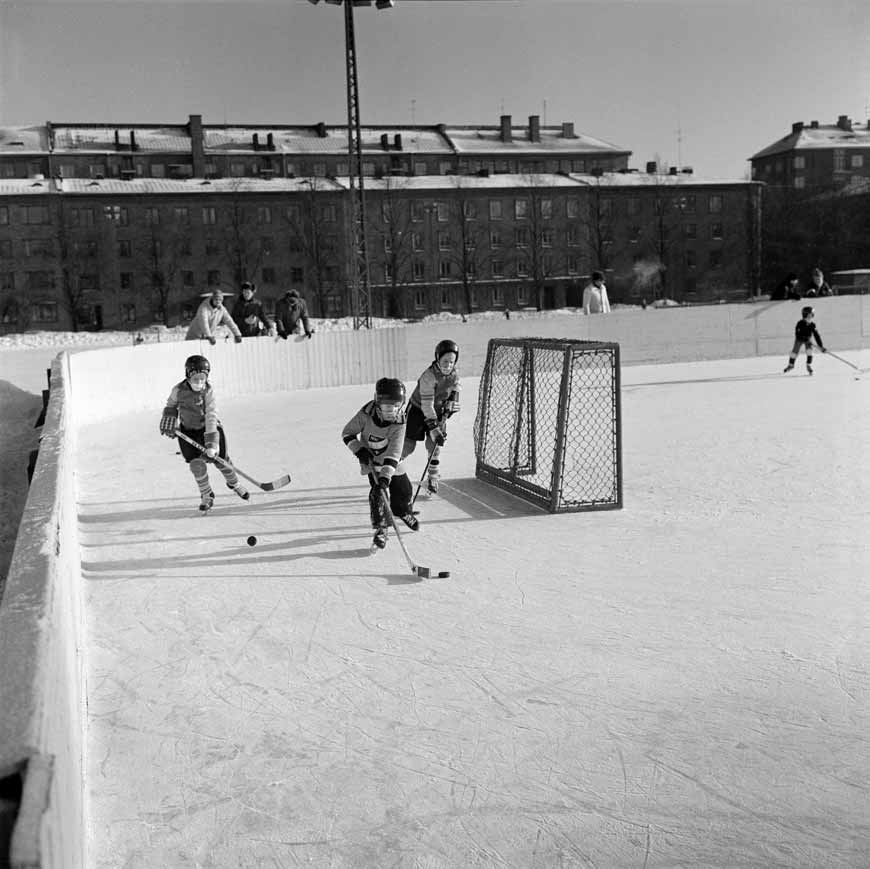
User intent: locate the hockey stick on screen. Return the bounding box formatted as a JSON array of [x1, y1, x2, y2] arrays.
[[174, 430, 291, 492], [410, 446, 437, 509], [823, 349, 860, 371], [380, 491, 450, 579]]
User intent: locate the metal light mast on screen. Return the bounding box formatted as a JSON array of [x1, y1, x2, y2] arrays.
[[308, 0, 395, 329]]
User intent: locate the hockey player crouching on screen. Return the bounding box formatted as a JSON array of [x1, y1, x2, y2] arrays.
[[402, 339, 461, 495], [784, 306, 827, 375], [342, 378, 418, 550], [159, 355, 251, 512]]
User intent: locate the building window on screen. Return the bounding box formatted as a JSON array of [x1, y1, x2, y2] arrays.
[[145, 207, 160, 226], [627, 197, 640, 216], [794, 156, 805, 169], [515, 228, 529, 248], [436, 202, 449, 222], [516, 259, 528, 277], [683, 223, 697, 239], [794, 176, 805, 189], [438, 231, 450, 250], [26, 206, 51, 225], [708, 195, 723, 214], [851, 154, 864, 168], [493, 285, 504, 305], [257, 206, 272, 225], [0, 206, 8, 225], [32, 301, 58, 323], [541, 229, 554, 248], [439, 261, 451, 279], [79, 274, 99, 290], [540, 199, 553, 219], [172, 207, 188, 224], [0, 240, 11, 258], [412, 260, 425, 281], [320, 204, 337, 223], [74, 240, 98, 257], [26, 270, 54, 291], [202, 207, 217, 225], [118, 240, 132, 258], [230, 162, 246, 178], [566, 198, 580, 218], [567, 225, 580, 246], [463, 201, 478, 220], [103, 205, 129, 225], [0, 272, 14, 290], [685, 250, 696, 269], [440, 287, 451, 308], [23, 239, 52, 257], [411, 232, 423, 251], [711, 223, 723, 240], [150, 164, 165, 178], [384, 262, 394, 281], [517, 285, 529, 305], [260, 237, 273, 256], [290, 267, 304, 283], [491, 260, 504, 278], [286, 205, 300, 223], [89, 164, 106, 178], [121, 303, 136, 323], [414, 288, 426, 309], [567, 255, 579, 275], [514, 199, 529, 220], [709, 250, 723, 269], [413, 161, 427, 175], [489, 200, 503, 220], [411, 201, 424, 222], [205, 237, 220, 256], [182, 270, 194, 287], [207, 270, 221, 286], [262, 267, 276, 284], [490, 229, 502, 248], [833, 150, 846, 172]]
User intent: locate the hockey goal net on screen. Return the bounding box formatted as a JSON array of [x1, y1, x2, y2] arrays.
[[473, 337, 622, 513]]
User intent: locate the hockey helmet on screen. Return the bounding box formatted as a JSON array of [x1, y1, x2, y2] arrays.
[[802, 306, 814, 318], [374, 377, 406, 422], [185, 355, 211, 378], [434, 339, 459, 374]]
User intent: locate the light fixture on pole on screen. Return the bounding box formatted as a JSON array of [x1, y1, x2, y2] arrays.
[[307, 0, 395, 329]]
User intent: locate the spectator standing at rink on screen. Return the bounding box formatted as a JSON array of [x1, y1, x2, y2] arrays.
[[342, 377, 418, 551], [783, 306, 827, 375], [231, 281, 271, 337], [804, 268, 834, 297], [159, 355, 251, 512], [402, 339, 461, 496], [275, 289, 314, 340], [770, 273, 801, 301], [582, 271, 611, 314], [186, 290, 243, 344]]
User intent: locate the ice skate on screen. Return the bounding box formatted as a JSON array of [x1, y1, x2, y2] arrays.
[[783, 363, 794, 373], [399, 513, 419, 532], [199, 490, 215, 513], [807, 365, 813, 376], [426, 474, 439, 496], [370, 527, 387, 552], [228, 482, 250, 501]]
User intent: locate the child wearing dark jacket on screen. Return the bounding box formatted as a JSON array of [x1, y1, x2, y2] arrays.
[[784, 306, 827, 375]]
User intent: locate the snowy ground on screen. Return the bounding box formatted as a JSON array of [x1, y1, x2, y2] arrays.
[[75, 352, 870, 868]]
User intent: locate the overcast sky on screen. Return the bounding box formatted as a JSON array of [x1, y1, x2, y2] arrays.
[[1, 0, 868, 179]]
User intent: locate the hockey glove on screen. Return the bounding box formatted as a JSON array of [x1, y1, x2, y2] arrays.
[[377, 476, 390, 491], [234, 335, 243, 344], [426, 418, 446, 447], [208, 336, 217, 346], [821, 347, 827, 353], [204, 447, 217, 460], [280, 333, 289, 340], [159, 412, 177, 438], [443, 392, 460, 418], [356, 446, 374, 466]]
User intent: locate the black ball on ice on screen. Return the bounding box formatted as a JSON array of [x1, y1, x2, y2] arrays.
[[246, 535, 257, 547]]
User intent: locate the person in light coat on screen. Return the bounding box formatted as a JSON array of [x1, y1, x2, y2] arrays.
[[186, 290, 243, 344], [582, 271, 611, 315]]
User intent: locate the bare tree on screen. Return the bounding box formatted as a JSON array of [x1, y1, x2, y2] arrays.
[[55, 203, 96, 332], [366, 177, 415, 317], [515, 176, 558, 310], [284, 179, 342, 317], [141, 222, 188, 325], [221, 182, 265, 290], [582, 175, 617, 274]]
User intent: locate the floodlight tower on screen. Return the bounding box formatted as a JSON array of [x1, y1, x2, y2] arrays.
[[308, 0, 395, 329]]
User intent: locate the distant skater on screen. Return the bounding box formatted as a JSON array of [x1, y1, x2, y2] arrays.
[[783, 306, 826, 375]]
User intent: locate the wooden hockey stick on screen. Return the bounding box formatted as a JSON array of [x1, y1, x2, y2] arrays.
[[174, 430, 291, 492], [380, 491, 450, 579], [823, 349, 860, 371], [410, 446, 437, 509]]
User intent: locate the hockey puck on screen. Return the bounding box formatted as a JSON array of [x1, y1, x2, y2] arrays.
[[246, 535, 257, 547], [437, 571, 450, 578]]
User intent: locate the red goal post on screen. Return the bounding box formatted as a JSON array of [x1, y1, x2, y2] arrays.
[[473, 337, 623, 513]]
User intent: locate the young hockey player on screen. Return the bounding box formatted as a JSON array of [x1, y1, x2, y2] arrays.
[[159, 355, 251, 511], [784, 306, 827, 375], [402, 339, 461, 495], [342, 377, 418, 550]]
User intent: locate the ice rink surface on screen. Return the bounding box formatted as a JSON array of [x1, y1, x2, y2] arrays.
[[77, 353, 870, 868]]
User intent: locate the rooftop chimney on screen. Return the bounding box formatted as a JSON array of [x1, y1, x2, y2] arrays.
[[252, 133, 260, 151], [837, 114, 852, 131], [500, 114, 512, 143], [315, 122, 327, 138], [791, 121, 804, 134], [114, 130, 121, 150], [188, 114, 204, 177], [646, 160, 657, 174], [130, 131, 137, 152], [528, 115, 540, 143], [669, 166, 678, 176], [380, 133, 390, 151], [561, 121, 575, 138], [267, 132, 274, 150], [394, 133, 403, 151], [810, 120, 819, 129]]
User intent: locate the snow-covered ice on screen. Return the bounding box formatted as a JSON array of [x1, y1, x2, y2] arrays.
[[75, 352, 870, 868]]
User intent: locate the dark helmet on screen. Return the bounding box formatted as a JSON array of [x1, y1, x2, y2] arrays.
[[185, 355, 210, 378], [435, 339, 459, 362], [802, 306, 814, 318], [375, 377, 406, 403]]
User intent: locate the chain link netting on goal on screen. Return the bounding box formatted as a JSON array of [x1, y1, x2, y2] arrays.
[[473, 338, 622, 513]]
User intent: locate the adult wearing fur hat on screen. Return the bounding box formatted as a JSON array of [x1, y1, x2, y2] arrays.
[[275, 288, 314, 339]]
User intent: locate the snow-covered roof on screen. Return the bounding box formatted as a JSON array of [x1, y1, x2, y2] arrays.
[[567, 172, 755, 187], [55, 177, 346, 195], [51, 126, 192, 153], [0, 178, 53, 195], [751, 121, 870, 160], [0, 126, 49, 153], [446, 126, 628, 156]]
